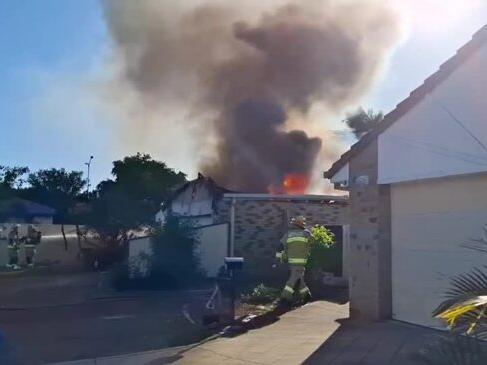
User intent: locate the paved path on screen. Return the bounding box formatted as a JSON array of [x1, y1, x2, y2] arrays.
[[51, 300, 483, 365], [304, 318, 445, 365], [174, 301, 349, 365], [53, 301, 348, 364]]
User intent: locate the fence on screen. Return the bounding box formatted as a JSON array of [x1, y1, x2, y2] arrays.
[[128, 222, 229, 279]]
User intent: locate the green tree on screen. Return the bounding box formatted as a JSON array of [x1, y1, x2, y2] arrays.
[[111, 153, 186, 204], [343, 108, 384, 139], [85, 153, 186, 238], [0, 165, 29, 189], [0, 165, 29, 199], [23, 168, 86, 222]]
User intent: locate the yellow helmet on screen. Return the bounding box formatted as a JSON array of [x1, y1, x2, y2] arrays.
[[290, 215, 306, 229]]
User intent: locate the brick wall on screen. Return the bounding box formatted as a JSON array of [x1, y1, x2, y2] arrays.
[[215, 197, 349, 278], [348, 140, 392, 320]]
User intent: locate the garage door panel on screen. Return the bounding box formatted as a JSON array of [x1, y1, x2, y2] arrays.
[[391, 175, 487, 327]]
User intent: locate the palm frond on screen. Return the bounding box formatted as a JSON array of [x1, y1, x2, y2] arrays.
[[461, 239, 487, 254], [444, 267, 487, 299], [461, 224, 487, 254], [434, 267, 487, 337]]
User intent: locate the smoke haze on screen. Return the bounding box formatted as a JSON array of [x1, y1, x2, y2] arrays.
[[102, 0, 400, 192]]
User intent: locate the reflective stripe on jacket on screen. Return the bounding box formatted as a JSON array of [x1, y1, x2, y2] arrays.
[[285, 229, 311, 265]]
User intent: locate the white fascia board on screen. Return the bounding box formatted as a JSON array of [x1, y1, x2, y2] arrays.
[[330, 163, 349, 186]]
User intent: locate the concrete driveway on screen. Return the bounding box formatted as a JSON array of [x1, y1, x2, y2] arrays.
[[52, 301, 487, 365]]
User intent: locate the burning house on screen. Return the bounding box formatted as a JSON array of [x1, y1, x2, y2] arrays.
[[154, 174, 349, 280], [102, 0, 400, 195], [108, 0, 397, 281]]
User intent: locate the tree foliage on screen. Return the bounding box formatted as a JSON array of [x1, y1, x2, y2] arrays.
[[85, 153, 186, 237], [0, 165, 29, 189], [27, 168, 85, 197], [22, 168, 86, 222], [0, 165, 29, 200], [343, 107, 384, 139], [111, 153, 186, 204]]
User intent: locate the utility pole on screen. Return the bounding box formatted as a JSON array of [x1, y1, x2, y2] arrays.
[[85, 156, 94, 194]]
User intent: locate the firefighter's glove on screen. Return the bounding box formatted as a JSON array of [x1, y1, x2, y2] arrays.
[[275, 251, 286, 263]]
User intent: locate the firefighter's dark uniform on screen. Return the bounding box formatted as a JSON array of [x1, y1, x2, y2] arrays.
[[25, 225, 41, 267], [277, 220, 312, 303], [7, 226, 20, 268]]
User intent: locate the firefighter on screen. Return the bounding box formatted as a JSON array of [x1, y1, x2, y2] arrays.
[[25, 224, 41, 267], [276, 215, 312, 304], [7, 225, 20, 270]]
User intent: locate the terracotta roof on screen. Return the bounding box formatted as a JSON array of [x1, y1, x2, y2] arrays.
[[324, 24, 487, 179]]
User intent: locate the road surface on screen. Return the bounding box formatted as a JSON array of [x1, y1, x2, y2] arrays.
[[0, 287, 213, 364]]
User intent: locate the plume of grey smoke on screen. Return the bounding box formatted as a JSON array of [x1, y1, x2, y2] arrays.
[[102, 0, 400, 192]]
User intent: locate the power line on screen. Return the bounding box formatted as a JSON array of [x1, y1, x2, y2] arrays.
[[437, 101, 487, 154]]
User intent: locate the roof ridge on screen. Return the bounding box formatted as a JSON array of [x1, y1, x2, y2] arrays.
[[325, 23, 487, 179]]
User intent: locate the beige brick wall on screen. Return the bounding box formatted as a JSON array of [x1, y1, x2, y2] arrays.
[[348, 140, 392, 320], [215, 198, 349, 277]]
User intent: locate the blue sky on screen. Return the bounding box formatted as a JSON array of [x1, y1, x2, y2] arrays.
[[0, 0, 111, 184], [1, 1, 486, 186]]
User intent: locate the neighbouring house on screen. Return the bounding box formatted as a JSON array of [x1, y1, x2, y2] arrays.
[[132, 174, 231, 278], [324, 24, 487, 329], [0, 198, 56, 224], [146, 174, 350, 281], [155, 173, 231, 227]]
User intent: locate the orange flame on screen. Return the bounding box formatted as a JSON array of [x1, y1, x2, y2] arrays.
[[267, 173, 310, 195]]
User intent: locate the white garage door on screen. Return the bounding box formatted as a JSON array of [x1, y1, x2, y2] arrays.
[[391, 174, 487, 328]]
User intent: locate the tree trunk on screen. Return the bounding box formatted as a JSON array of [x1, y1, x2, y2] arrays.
[[75, 224, 83, 259], [61, 224, 68, 251], [75, 225, 82, 249]]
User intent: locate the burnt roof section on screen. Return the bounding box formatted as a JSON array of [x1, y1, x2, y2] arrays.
[[171, 173, 234, 197], [324, 24, 487, 179], [163, 173, 236, 209]]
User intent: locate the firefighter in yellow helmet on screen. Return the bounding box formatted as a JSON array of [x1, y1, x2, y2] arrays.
[[276, 215, 312, 304]]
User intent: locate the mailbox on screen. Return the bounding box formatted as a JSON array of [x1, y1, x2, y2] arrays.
[[224, 257, 244, 271]]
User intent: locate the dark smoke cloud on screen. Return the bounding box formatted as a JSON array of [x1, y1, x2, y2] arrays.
[[102, 0, 400, 192]]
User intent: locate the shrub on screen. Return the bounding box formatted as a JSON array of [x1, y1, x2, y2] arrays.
[[307, 225, 340, 275], [150, 215, 204, 288], [242, 283, 280, 304], [310, 225, 335, 248]]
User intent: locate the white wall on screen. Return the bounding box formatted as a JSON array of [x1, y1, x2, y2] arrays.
[[391, 174, 487, 328], [171, 183, 214, 217], [128, 236, 153, 278], [379, 42, 487, 184], [0, 223, 82, 267], [156, 181, 216, 227], [128, 223, 229, 279], [195, 223, 229, 277]]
